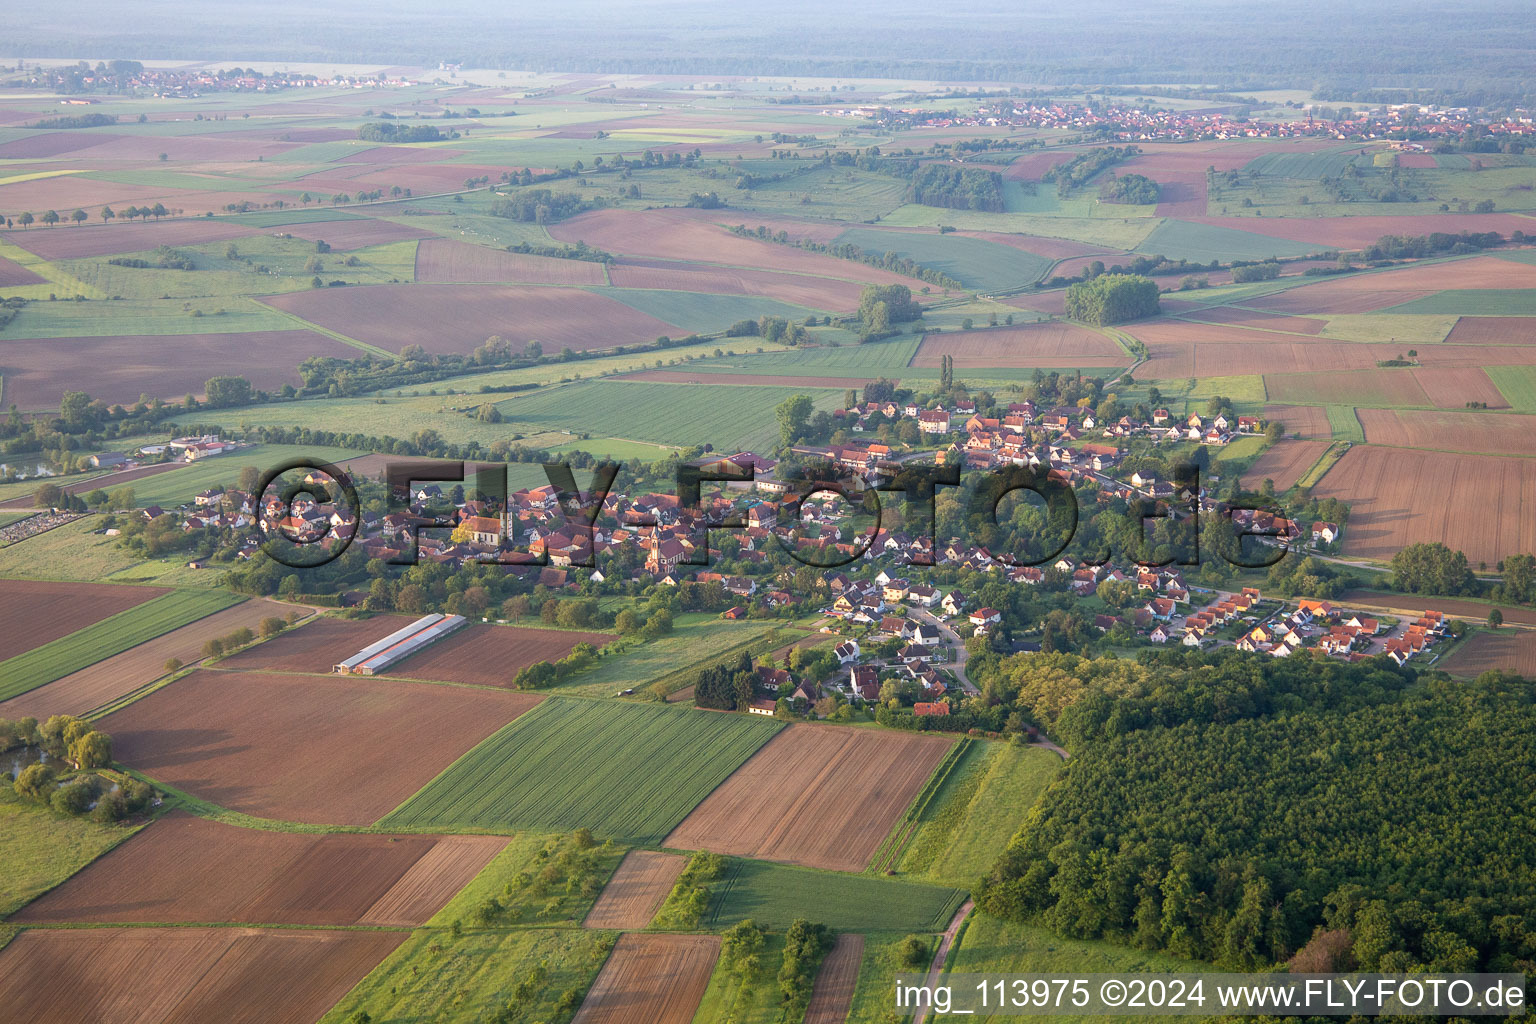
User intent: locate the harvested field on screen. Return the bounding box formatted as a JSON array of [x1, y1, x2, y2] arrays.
[[608, 258, 866, 310], [1356, 408, 1536, 456], [618, 369, 876, 388], [910, 323, 1125, 369], [583, 850, 687, 930], [6, 219, 258, 260], [14, 811, 505, 927], [1003, 151, 1080, 180], [1182, 305, 1327, 334], [572, 934, 720, 1024], [1312, 446, 1536, 564], [1263, 369, 1431, 407], [0, 329, 361, 410], [384, 624, 616, 687], [101, 668, 545, 825], [804, 934, 865, 1024], [548, 208, 924, 286], [0, 927, 404, 1024], [1240, 440, 1330, 491], [1444, 316, 1536, 346], [0, 255, 44, 287], [415, 238, 607, 285], [1263, 404, 1332, 438], [0, 580, 165, 661], [275, 216, 435, 250], [1411, 367, 1509, 408], [1246, 257, 1536, 315], [665, 724, 955, 872], [0, 597, 297, 720], [263, 283, 683, 357], [1438, 629, 1536, 678]]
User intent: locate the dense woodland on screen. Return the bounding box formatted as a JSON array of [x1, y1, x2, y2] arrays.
[[976, 653, 1536, 976], [1063, 274, 1160, 325]]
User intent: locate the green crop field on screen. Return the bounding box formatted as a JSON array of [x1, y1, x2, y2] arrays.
[[944, 913, 1207, 1024], [1264, 370, 1428, 409], [1325, 405, 1367, 441], [1138, 220, 1320, 263], [899, 743, 1064, 888], [833, 228, 1052, 293], [319, 927, 611, 1024], [1486, 365, 1536, 411], [1384, 290, 1536, 316], [3, 297, 297, 338], [492, 380, 842, 451], [1241, 148, 1365, 179], [597, 287, 828, 331], [1215, 435, 1267, 462], [559, 614, 791, 697], [227, 210, 368, 227], [705, 858, 966, 932], [0, 589, 242, 701], [693, 930, 790, 1024], [0, 796, 147, 917], [381, 697, 783, 842], [122, 444, 365, 508]]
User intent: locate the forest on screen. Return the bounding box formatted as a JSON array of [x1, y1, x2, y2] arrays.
[[976, 654, 1536, 976]]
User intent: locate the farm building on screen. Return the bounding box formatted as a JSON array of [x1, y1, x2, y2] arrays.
[[333, 613, 468, 675]]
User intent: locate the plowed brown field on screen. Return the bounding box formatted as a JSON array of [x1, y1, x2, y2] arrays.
[[1356, 408, 1536, 455], [608, 258, 865, 310], [0, 927, 403, 1024], [214, 613, 415, 674], [665, 725, 954, 871], [572, 934, 719, 1024], [415, 238, 608, 285], [1411, 367, 1509, 408], [0, 597, 298, 719], [0, 329, 360, 411], [263, 284, 682, 356], [0, 580, 166, 661], [583, 850, 687, 930], [1263, 405, 1332, 438], [548, 208, 924, 286], [804, 934, 866, 1024], [1439, 629, 1536, 677], [101, 668, 545, 824], [1445, 316, 1536, 345], [1312, 446, 1536, 564], [7, 219, 258, 260], [384, 624, 616, 686], [1240, 440, 1331, 491], [14, 811, 504, 926]]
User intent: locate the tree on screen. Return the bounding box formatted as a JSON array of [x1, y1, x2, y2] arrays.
[[1064, 274, 1160, 325], [775, 394, 813, 448], [70, 208, 88, 226], [69, 730, 112, 769], [18, 211, 33, 229], [41, 209, 60, 228], [101, 206, 114, 223], [1390, 542, 1475, 595], [13, 762, 55, 802], [204, 376, 253, 407], [1488, 609, 1503, 629], [59, 390, 95, 430], [150, 203, 167, 220]]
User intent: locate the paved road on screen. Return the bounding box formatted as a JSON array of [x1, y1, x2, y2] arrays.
[[908, 606, 978, 694], [912, 899, 974, 1024]]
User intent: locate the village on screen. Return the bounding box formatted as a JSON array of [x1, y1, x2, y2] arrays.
[[51, 395, 1456, 728], [830, 96, 1536, 145]]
